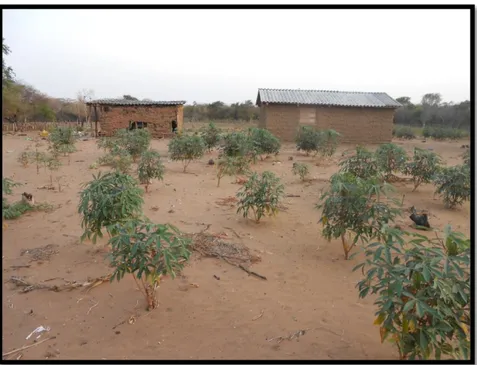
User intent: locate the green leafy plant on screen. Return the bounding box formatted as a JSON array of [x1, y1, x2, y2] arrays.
[[3, 177, 21, 217], [216, 155, 250, 187], [221, 131, 254, 159], [200, 122, 221, 152], [339, 146, 381, 179], [295, 126, 321, 156], [168, 134, 206, 172], [97, 149, 134, 174], [433, 165, 470, 209], [317, 172, 401, 260], [375, 143, 408, 182], [461, 149, 470, 168], [236, 171, 284, 223], [17, 151, 30, 167], [107, 218, 191, 311], [354, 226, 470, 360], [97, 129, 151, 162], [423, 126, 468, 140], [43, 154, 62, 185], [318, 129, 341, 157], [393, 125, 416, 139], [49, 125, 76, 149], [137, 150, 165, 193], [403, 148, 442, 192], [292, 162, 310, 182], [78, 171, 144, 244], [247, 127, 281, 160]]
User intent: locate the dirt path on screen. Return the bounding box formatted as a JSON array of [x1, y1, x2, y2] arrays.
[[2, 132, 470, 360]]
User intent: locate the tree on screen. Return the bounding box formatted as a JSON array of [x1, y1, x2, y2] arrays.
[[123, 95, 139, 101], [354, 226, 470, 360], [395, 96, 413, 107], [236, 171, 284, 223], [107, 218, 191, 311], [421, 93, 442, 107], [78, 171, 144, 244], [76, 89, 94, 127], [2, 38, 15, 89]]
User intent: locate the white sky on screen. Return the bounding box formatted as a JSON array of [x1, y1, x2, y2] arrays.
[[2, 8, 471, 104]]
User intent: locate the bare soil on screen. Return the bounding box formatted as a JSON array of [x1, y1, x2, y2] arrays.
[[2, 131, 470, 360]]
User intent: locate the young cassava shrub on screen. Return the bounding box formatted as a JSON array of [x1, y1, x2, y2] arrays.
[[375, 143, 408, 182], [317, 129, 341, 157], [78, 171, 144, 244], [292, 162, 310, 182], [354, 226, 470, 360], [216, 155, 250, 187], [221, 131, 253, 159], [168, 134, 206, 172], [49, 125, 76, 150], [97, 149, 133, 174], [295, 126, 321, 156], [247, 128, 281, 159], [43, 154, 62, 185], [338, 146, 380, 179], [200, 122, 221, 152], [433, 164, 470, 209], [461, 149, 470, 167], [17, 151, 30, 167], [393, 125, 416, 139], [107, 218, 191, 311], [403, 148, 442, 191], [121, 129, 152, 161], [236, 171, 284, 223], [137, 150, 165, 192], [317, 172, 401, 260]]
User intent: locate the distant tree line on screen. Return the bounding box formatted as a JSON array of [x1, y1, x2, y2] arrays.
[[184, 100, 259, 122], [394, 94, 470, 131]]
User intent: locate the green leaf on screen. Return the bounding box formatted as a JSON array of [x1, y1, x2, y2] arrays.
[[403, 299, 415, 313]]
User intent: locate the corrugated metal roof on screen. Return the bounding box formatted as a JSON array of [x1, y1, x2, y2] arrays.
[[86, 99, 186, 106], [256, 88, 402, 108]]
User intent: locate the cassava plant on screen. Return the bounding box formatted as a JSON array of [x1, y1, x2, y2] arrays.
[[43, 154, 62, 185], [247, 127, 281, 160], [216, 155, 250, 187], [200, 122, 221, 152], [461, 149, 470, 168], [168, 134, 206, 172], [403, 148, 442, 192], [339, 146, 381, 179], [97, 149, 134, 174], [236, 171, 284, 223], [375, 143, 408, 182], [221, 131, 254, 160], [433, 164, 470, 209], [121, 129, 151, 162], [353, 226, 470, 360], [317, 172, 401, 260], [17, 151, 30, 167], [107, 218, 191, 311], [295, 126, 321, 156], [292, 162, 310, 182], [137, 150, 165, 193], [318, 129, 341, 158], [78, 171, 144, 244]]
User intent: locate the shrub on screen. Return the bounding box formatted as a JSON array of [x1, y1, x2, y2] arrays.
[[433, 165, 470, 209], [97, 149, 134, 174], [461, 149, 470, 167], [375, 143, 408, 181], [248, 128, 281, 159], [354, 226, 470, 360], [17, 151, 30, 167], [292, 162, 310, 181], [168, 134, 206, 172], [49, 125, 76, 149], [221, 131, 254, 159], [78, 171, 144, 244], [393, 125, 416, 139], [339, 146, 381, 179], [137, 150, 165, 192], [200, 122, 221, 152], [403, 148, 442, 191], [43, 154, 62, 185], [97, 129, 151, 162], [317, 172, 401, 260], [2, 178, 21, 217], [318, 129, 341, 157], [423, 126, 468, 140], [216, 156, 250, 187], [107, 218, 191, 311], [295, 126, 320, 156], [236, 171, 285, 223]]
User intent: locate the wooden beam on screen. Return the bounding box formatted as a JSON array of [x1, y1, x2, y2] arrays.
[[94, 105, 99, 138]]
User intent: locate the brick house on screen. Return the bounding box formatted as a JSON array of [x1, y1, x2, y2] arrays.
[[86, 99, 186, 138], [256, 88, 402, 144]]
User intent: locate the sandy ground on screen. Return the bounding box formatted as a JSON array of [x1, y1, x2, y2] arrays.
[[2, 130, 471, 360]]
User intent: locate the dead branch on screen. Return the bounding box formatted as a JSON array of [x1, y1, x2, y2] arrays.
[[2, 336, 57, 357], [238, 264, 267, 280], [286, 194, 301, 198], [252, 309, 265, 321]]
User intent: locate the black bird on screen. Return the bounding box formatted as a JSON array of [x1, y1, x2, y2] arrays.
[[409, 206, 430, 228]]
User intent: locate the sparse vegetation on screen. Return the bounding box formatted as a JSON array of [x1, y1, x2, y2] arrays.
[[137, 150, 165, 193], [295, 126, 321, 156], [317, 129, 341, 157], [107, 218, 191, 311], [78, 171, 144, 244], [339, 146, 380, 179], [168, 134, 206, 172], [375, 143, 408, 182], [236, 171, 284, 223], [433, 164, 470, 209], [423, 126, 468, 141], [292, 162, 310, 181], [248, 127, 281, 159], [393, 125, 416, 139], [216, 156, 250, 187], [200, 122, 222, 152], [354, 226, 470, 360], [221, 131, 253, 159], [403, 148, 442, 191]]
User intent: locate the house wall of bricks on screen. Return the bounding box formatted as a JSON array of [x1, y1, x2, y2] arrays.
[[96, 105, 184, 138], [260, 104, 395, 144]]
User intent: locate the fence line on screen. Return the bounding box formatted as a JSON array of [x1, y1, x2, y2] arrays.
[[2, 121, 91, 132]]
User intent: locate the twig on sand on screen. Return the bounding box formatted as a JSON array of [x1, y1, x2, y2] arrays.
[[224, 226, 241, 239], [252, 310, 265, 321], [267, 329, 310, 344], [2, 336, 57, 357], [238, 264, 267, 280], [86, 300, 99, 315], [286, 194, 301, 198]]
